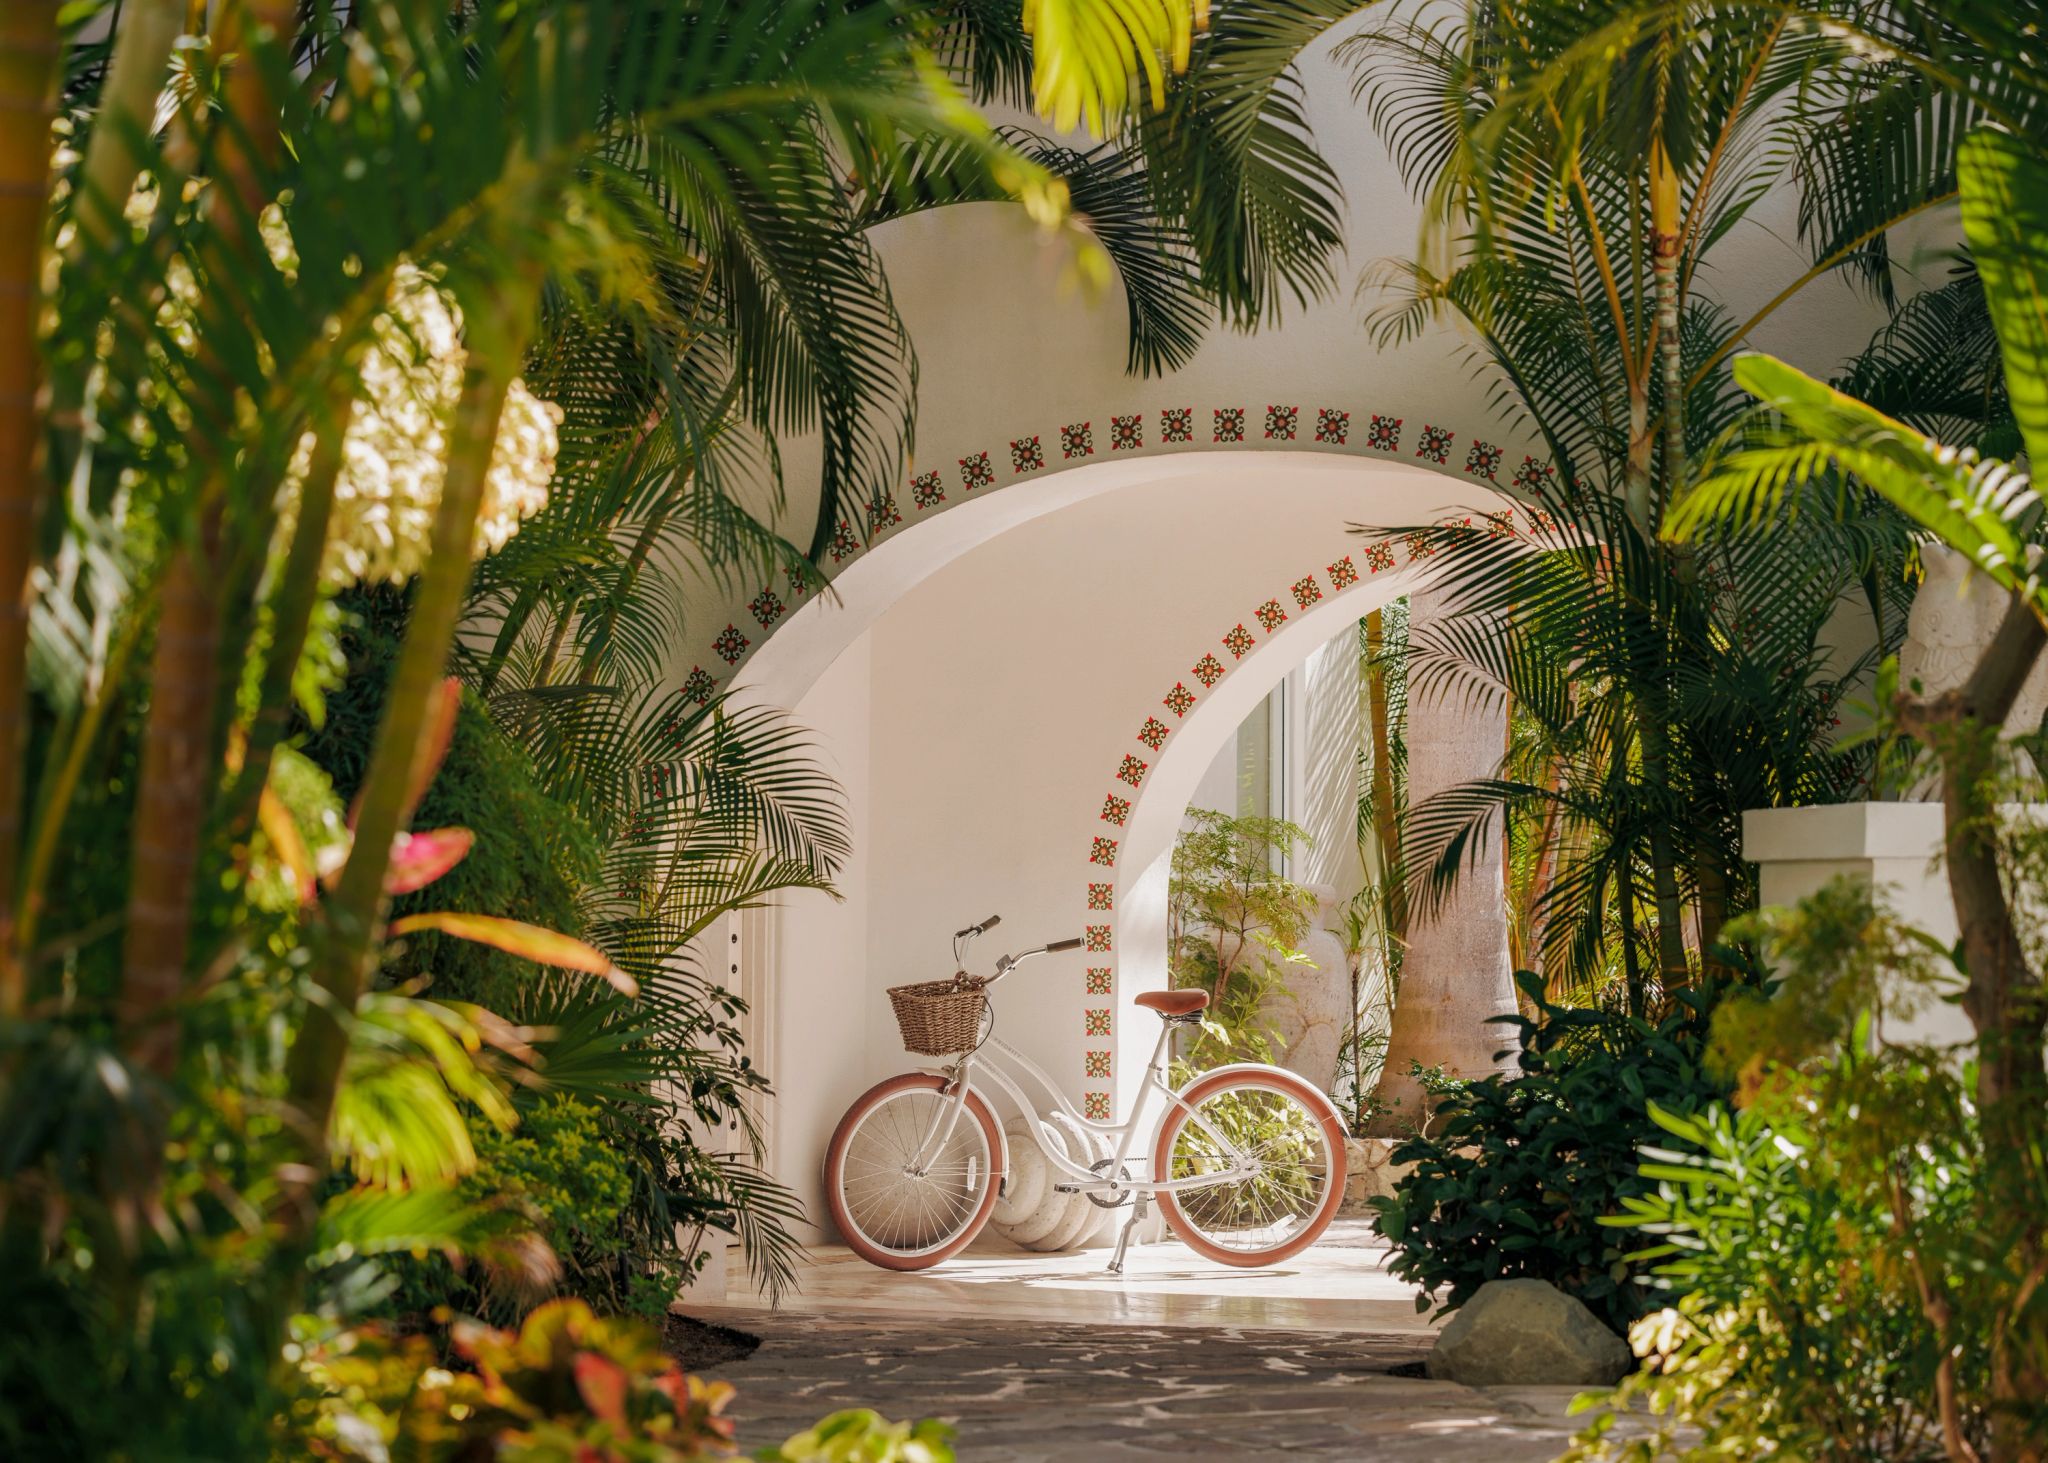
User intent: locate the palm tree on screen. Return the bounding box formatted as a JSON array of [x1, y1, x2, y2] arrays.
[[1, 1, 1060, 1444]]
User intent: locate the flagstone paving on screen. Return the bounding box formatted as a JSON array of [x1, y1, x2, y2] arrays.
[[688, 1310, 1627, 1461]]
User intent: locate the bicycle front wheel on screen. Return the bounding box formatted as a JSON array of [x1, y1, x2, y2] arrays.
[[1152, 1067, 1347, 1267], [824, 1073, 1003, 1271]]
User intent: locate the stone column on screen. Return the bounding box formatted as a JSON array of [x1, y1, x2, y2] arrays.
[[1367, 577, 1519, 1133]]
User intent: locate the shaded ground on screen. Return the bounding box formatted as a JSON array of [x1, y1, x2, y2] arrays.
[[662, 1312, 760, 1371], [681, 1310, 1623, 1461]]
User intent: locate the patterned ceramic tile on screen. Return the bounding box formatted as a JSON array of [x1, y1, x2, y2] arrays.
[[1404, 530, 1436, 562], [1089, 836, 1119, 867], [1255, 598, 1288, 632], [1529, 508, 1558, 533], [1192, 653, 1226, 687], [1084, 1050, 1112, 1079], [713, 624, 749, 664], [1161, 407, 1193, 443], [788, 562, 813, 597], [829, 519, 860, 563], [1214, 407, 1245, 443], [1084, 1009, 1111, 1037], [749, 589, 785, 627], [1137, 716, 1170, 750], [1101, 793, 1131, 826], [1513, 455, 1555, 493], [1465, 440, 1503, 480], [1010, 435, 1045, 473], [960, 451, 995, 490], [1486, 509, 1517, 538], [1163, 682, 1196, 717], [1364, 540, 1396, 573], [1085, 924, 1112, 952], [1291, 575, 1323, 610], [1085, 967, 1113, 995], [1367, 414, 1402, 452], [1117, 754, 1148, 787], [1264, 405, 1298, 440], [683, 667, 717, 705], [1061, 422, 1094, 459], [1083, 1091, 1111, 1119], [868, 491, 901, 530], [1110, 414, 1142, 450], [911, 469, 945, 509], [1416, 424, 1453, 463], [1328, 555, 1359, 589], [1223, 623, 1255, 659], [1315, 408, 1350, 445], [1087, 882, 1114, 911]]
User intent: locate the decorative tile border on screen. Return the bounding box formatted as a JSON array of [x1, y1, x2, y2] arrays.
[[669, 396, 1534, 1098], [675, 399, 1537, 711]]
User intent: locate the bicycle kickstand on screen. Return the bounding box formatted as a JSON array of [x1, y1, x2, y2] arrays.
[[1107, 1191, 1148, 1275]]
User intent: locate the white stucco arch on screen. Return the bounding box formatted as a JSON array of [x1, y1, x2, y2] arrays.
[[729, 444, 1517, 1234]]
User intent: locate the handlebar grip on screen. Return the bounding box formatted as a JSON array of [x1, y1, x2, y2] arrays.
[[954, 914, 1002, 939], [1045, 937, 1083, 953]]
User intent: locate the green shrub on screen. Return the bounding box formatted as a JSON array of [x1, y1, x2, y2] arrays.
[[303, 585, 602, 1013], [1366, 975, 1730, 1333], [1563, 1100, 1963, 1462], [1565, 879, 2045, 1461], [289, 1298, 957, 1461]]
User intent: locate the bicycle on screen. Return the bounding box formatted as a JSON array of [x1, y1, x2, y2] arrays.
[[823, 914, 1348, 1273]]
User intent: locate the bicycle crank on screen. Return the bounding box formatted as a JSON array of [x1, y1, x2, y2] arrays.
[[1084, 1157, 1135, 1209]]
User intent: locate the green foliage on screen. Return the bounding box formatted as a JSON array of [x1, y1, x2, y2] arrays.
[[306, 586, 603, 1012], [1167, 810, 1316, 1070], [1564, 1103, 1970, 1462], [1367, 975, 1731, 1333], [289, 1296, 957, 1461], [755, 1410, 957, 1463], [1566, 878, 2048, 1460]]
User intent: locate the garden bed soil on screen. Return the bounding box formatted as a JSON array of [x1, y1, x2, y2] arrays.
[[664, 1312, 762, 1371]]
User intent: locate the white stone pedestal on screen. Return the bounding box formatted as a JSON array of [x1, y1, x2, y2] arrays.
[[1740, 803, 1970, 1047]]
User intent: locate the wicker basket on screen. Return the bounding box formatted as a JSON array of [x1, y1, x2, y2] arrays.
[[886, 973, 988, 1056]]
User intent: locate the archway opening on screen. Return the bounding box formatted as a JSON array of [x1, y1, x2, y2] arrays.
[[728, 450, 1514, 1244]]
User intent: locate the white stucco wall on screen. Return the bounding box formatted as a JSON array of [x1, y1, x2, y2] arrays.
[[750, 453, 1505, 1235]]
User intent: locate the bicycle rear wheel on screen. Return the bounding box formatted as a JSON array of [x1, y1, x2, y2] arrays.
[[824, 1073, 1003, 1271], [1152, 1067, 1346, 1267]]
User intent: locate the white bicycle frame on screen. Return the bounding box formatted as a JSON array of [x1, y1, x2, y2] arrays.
[[937, 1016, 1258, 1200], [894, 930, 1303, 1268]]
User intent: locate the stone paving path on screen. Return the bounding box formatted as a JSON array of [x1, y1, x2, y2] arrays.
[[692, 1310, 1622, 1461]]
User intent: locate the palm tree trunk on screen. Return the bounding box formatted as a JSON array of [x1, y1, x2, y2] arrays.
[[0, 3, 60, 1017], [1650, 141, 1685, 513], [119, 0, 296, 1073], [217, 390, 359, 849], [1365, 608, 1403, 942], [281, 321, 528, 1235], [1638, 715, 1690, 1000], [1897, 600, 2048, 1459]]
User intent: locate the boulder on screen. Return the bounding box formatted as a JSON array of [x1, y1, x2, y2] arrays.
[[1337, 1135, 1411, 1217], [1425, 1278, 1632, 1387]]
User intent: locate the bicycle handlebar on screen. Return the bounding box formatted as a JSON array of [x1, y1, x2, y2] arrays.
[[954, 914, 1001, 940], [988, 936, 1085, 983]]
